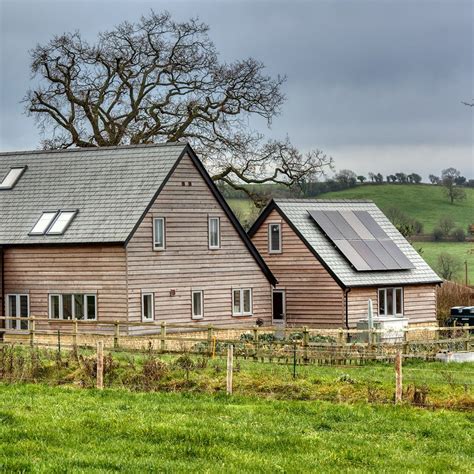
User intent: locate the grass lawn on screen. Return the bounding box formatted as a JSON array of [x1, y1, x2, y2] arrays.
[[416, 242, 474, 284], [319, 184, 474, 234], [0, 384, 472, 472]]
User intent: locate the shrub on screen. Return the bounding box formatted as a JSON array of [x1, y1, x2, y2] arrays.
[[143, 357, 168, 381], [435, 252, 462, 281], [451, 227, 466, 242], [438, 215, 455, 236], [432, 227, 444, 241]]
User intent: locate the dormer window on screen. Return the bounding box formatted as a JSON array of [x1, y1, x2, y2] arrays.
[[0, 166, 26, 190], [30, 210, 78, 236]]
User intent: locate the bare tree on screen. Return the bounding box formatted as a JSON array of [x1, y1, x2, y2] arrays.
[[441, 168, 466, 204], [436, 252, 462, 281], [334, 169, 357, 187], [24, 11, 332, 204]]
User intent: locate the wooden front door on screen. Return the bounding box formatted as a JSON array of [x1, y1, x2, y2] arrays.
[[272, 290, 285, 324]]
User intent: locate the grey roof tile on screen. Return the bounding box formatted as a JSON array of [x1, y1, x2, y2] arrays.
[[0, 143, 186, 244], [274, 199, 442, 287]]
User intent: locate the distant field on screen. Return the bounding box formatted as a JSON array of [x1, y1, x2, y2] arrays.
[[0, 384, 472, 472], [227, 185, 474, 234], [320, 184, 474, 234], [417, 242, 474, 284]]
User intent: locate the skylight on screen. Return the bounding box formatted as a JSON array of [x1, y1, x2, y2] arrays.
[[30, 212, 58, 235], [29, 210, 78, 236], [0, 166, 27, 190], [47, 211, 77, 235]]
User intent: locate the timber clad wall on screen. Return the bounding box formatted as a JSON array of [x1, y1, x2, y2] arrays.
[[3, 245, 128, 326], [251, 209, 344, 327], [126, 153, 272, 327], [346, 287, 378, 327]]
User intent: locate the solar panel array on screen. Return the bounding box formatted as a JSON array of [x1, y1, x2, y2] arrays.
[[307, 210, 414, 272]]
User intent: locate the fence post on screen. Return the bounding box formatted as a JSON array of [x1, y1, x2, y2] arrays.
[[253, 326, 259, 360], [29, 316, 35, 347], [207, 325, 214, 356], [96, 341, 104, 390], [395, 351, 403, 404], [72, 320, 78, 354], [160, 322, 166, 353], [114, 321, 120, 349], [226, 344, 234, 395], [303, 326, 309, 363]]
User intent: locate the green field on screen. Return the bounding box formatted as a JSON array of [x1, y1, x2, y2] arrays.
[[417, 242, 474, 284], [320, 184, 474, 234], [0, 384, 472, 472], [227, 185, 474, 235]]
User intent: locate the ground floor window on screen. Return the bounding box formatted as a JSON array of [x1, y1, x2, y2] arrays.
[[378, 287, 403, 317], [192, 290, 204, 319], [49, 294, 97, 320], [6, 294, 29, 330], [232, 288, 253, 316], [142, 292, 154, 322]]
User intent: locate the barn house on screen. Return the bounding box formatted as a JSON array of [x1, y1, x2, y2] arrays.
[[249, 199, 442, 329], [0, 143, 276, 334]]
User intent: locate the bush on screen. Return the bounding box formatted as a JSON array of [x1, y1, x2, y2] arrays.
[[435, 252, 462, 280], [432, 227, 444, 241], [438, 215, 455, 236], [451, 228, 466, 242]]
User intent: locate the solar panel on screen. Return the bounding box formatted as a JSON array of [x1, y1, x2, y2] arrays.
[[307, 209, 414, 272]]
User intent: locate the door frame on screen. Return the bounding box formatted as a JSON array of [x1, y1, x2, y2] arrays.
[[272, 289, 286, 325]]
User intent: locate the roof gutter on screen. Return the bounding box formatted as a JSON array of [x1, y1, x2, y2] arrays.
[[344, 287, 351, 329]]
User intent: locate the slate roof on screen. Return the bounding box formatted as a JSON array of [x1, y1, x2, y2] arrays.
[[0, 143, 186, 245], [250, 199, 442, 288]]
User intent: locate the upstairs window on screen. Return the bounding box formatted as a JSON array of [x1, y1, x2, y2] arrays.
[[0, 166, 26, 190], [268, 223, 282, 253], [208, 217, 220, 249], [153, 217, 165, 250], [30, 210, 77, 235]]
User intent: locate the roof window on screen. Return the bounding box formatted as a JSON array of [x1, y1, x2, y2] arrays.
[[30, 210, 78, 236], [0, 166, 27, 190]]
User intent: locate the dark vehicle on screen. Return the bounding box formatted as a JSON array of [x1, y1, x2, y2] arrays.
[[447, 306, 474, 327]]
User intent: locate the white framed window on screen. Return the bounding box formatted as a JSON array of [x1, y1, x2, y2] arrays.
[[208, 217, 220, 249], [49, 293, 97, 320], [232, 288, 253, 316], [153, 217, 166, 250], [378, 287, 403, 317], [6, 294, 29, 330], [268, 223, 282, 253], [0, 166, 26, 190], [192, 290, 204, 319], [142, 292, 154, 322]]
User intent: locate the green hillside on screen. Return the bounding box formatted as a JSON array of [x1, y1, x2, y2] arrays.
[[319, 184, 473, 234]]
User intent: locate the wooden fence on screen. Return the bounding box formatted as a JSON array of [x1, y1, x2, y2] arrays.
[[0, 316, 472, 362]]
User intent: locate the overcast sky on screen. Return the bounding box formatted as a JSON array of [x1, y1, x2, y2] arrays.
[[0, 0, 472, 179]]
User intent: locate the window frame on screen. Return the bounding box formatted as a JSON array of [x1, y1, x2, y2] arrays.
[[378, 287, 404, 317], [152, 217, 166, 251], [6, 293, 30, 330], [208, 217, 221, 250], [0, 166, 27, 190], [232, 288, 253, 317], [141, 292, 155, 322], [191, 289, 204, 320], [48, 293, 97, 321], [268, 222, 282, 254]]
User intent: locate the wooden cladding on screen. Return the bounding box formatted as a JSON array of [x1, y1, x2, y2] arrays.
[[251, 208, 344, 327]]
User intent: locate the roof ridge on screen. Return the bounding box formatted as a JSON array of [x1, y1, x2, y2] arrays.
[[274, 198, 375, 203], [0, 142, 187, 157]]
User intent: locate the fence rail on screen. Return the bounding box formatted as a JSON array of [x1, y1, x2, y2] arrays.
[[0, 316, 472, 361]]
